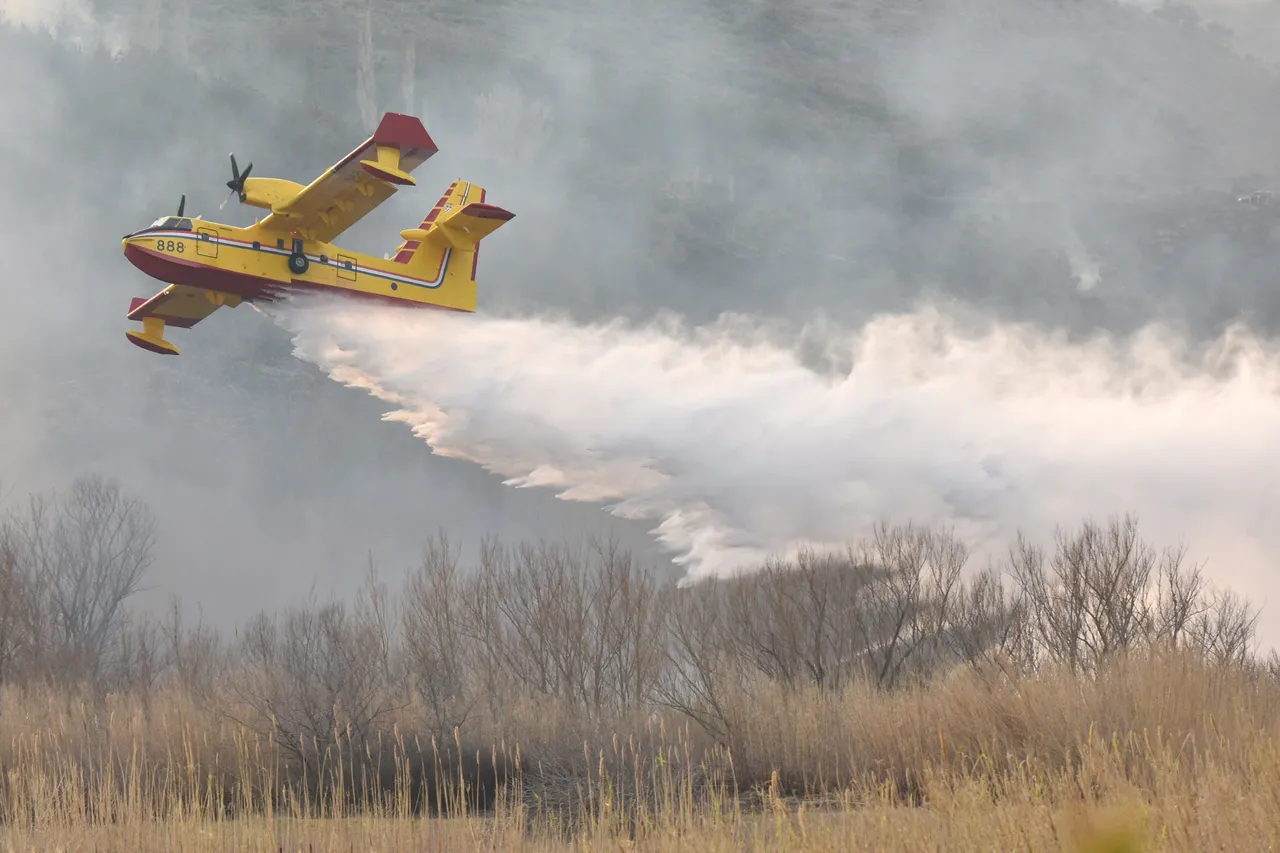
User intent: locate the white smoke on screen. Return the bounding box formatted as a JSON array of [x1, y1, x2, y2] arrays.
[[271, 296, 1280, 626]]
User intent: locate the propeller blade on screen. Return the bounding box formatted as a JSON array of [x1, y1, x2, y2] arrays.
[[177, 194, 186, 217], [225, 153, 253, 201]]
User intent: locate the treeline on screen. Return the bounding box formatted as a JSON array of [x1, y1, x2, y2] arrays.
[[0, 474, 1269, 808]]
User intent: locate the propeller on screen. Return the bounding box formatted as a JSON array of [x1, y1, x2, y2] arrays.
[[219, 153, 253, 210], [177, 194, 186, 217]]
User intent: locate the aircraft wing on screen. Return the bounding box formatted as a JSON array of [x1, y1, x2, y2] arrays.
[[128, 284, 241, 330], [259, 113, 439, 244]]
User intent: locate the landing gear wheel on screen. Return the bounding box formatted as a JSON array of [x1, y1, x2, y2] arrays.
[[288, 252, 309, 275]]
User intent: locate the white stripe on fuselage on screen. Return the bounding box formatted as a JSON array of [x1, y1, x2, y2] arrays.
[[139, 229, 450, 289]]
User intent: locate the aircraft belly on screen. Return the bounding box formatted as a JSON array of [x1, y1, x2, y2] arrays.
[[123, 243, 280, 300]]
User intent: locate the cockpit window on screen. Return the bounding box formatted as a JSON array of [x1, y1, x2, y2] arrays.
[[146, 216, 192, 231]]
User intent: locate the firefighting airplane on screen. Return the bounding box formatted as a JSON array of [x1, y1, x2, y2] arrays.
[[120, 112, 513, 355]]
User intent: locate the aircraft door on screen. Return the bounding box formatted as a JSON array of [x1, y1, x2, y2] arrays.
[[337, 254, 358, 282], [196, 228, 219, 259]]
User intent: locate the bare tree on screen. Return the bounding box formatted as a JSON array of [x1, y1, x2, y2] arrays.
[[719, 549, 880, 693], [0, 475, 155, 684], [1003, 515, 1261, 675], [458, 537, 514, 720], [1190, 588, 1260, 667], [1151, 550, 1207, 651], [51, 476, 156, 679], [654, 576, 738, 739], [850, 523, 968, 689], [403, 531, 476, 738], [588, 535, 666, 712], [468, 536, 665, 718], [1007, 515, 1163, 675], [0, 537, 36, 684]]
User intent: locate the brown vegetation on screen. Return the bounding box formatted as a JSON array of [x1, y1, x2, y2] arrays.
[[0, 474, 1274, 850]]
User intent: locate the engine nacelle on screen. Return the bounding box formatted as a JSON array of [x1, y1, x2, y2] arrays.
[[241, 177, 306, 212]]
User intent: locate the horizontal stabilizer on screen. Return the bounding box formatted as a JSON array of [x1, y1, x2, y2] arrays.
[[416, 202, 515, 251]]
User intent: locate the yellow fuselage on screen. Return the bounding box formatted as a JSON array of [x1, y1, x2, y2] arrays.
[[121, 216, 474, 311]]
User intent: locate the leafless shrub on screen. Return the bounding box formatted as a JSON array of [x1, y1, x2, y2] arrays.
[[159, 595, 229, 699], [949, 564, 1031, 681], [228, 570, 407, 770], [703, 524, 977, 696], [104, 610, 164, 696], [655, 525, 995, 737]]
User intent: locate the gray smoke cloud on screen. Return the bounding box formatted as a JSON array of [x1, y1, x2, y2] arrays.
[[0, 0, 128, 53]]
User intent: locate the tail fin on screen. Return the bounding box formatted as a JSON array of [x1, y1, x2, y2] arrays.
[[389, 179, 514, 311]]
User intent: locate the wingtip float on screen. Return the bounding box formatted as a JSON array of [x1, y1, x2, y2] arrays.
[[120, 111, 514, 356]]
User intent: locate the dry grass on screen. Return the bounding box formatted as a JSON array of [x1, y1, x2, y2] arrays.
[[2, 491, 1273, 849], [1, 649, 1276, 852]]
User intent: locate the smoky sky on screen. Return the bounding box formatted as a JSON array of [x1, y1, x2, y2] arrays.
[[2, 0, 1280, 632]]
